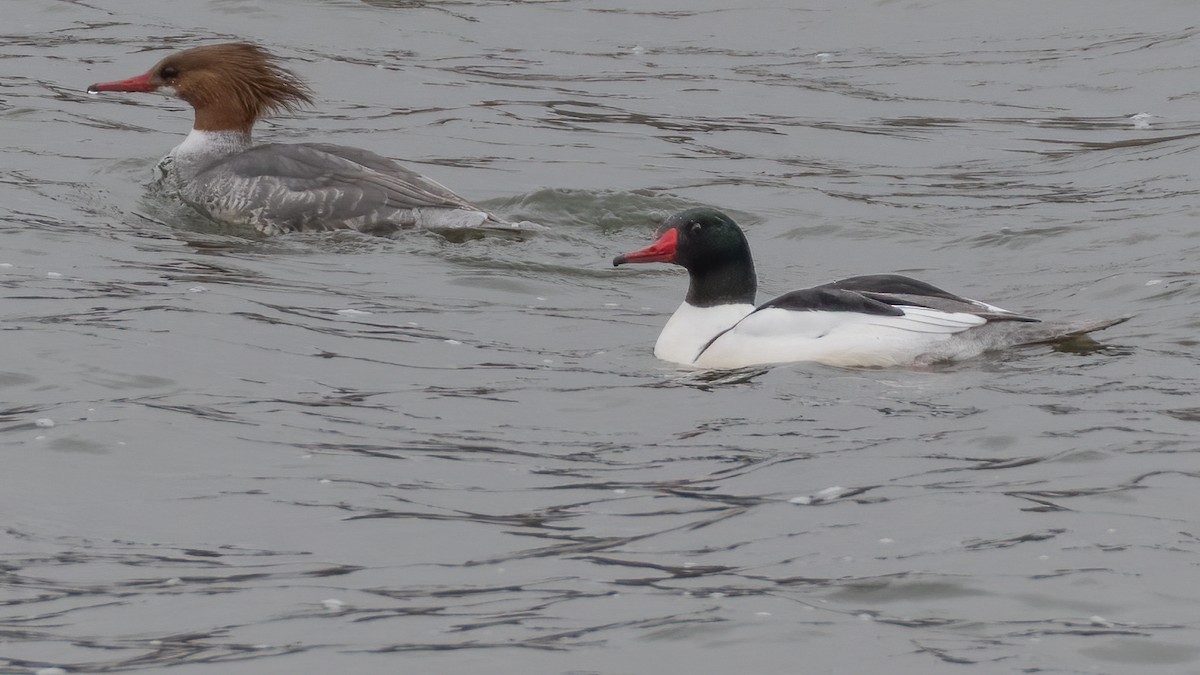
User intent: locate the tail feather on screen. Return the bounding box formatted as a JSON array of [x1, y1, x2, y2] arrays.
[[1011, 315, 1131, 345], [916, 315, 1130, 364]]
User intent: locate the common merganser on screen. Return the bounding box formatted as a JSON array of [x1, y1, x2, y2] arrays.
[[87, 43, 512, 235], [613, 208, 1127, 369]]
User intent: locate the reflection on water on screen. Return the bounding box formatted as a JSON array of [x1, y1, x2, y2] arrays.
[[2, 0, 1199, 673]]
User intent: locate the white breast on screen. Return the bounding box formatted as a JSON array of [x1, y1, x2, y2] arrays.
[[653, 302, 756, 366]]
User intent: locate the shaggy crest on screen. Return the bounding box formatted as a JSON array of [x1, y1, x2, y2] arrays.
[[156, 43, 314, 132]]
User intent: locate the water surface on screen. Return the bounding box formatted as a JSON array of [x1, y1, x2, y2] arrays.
[[2, 0, 1199, 673]]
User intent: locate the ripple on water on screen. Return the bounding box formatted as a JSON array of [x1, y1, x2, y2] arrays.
[[1, 0, 1198, 673]]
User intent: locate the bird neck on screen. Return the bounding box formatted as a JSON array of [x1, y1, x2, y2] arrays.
[[685, 256, 757, 307]]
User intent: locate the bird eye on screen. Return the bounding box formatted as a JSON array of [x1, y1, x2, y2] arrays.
[[160, 66, 179, 79], [689, 222, 702, 234]]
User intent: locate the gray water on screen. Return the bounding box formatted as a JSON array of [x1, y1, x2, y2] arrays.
[[2, 0, 1199, 673]]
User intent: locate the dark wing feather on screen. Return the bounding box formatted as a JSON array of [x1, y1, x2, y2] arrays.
[[825, 274, 965, 300], [823, 274, 1038, 322], [756, 287, 905, 316]]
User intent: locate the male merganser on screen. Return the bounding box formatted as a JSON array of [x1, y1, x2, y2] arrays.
[[613, 208, 1127, 368], [88, 43, 511, 235]]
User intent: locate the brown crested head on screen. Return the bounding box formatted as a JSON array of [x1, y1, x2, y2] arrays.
[[92, 43, 314, 134]]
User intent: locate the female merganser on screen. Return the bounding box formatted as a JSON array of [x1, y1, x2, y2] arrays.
[[613, 208, 1127, 369], [88, 43, 512, 235]]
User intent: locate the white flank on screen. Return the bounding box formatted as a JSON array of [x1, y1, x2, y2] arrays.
[[691, 305, 987, 369]]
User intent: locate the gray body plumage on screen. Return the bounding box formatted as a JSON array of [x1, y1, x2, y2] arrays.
[[158, 131, 510, 235]]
